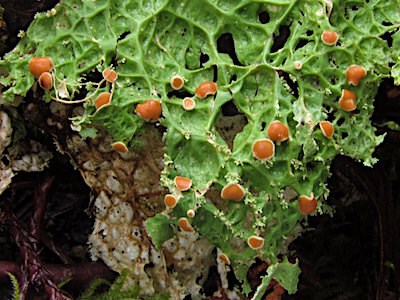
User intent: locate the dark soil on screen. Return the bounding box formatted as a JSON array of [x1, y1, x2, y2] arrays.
[[0, 1, 399, 299]]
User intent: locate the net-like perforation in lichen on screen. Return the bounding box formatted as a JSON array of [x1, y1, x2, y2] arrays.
[[1, 0, 399, 297]]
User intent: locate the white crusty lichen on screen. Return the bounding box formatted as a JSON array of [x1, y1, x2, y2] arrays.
[[10, 140, 53, 172], [0, 111, 13, 194], [60, 123, 222, 298], [0, 110, 53, 194], [0, 110, 12, 154], [0, 161, 13, 194]]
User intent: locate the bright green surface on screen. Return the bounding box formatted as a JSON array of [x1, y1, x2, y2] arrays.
[[1, 0, 399, 295]]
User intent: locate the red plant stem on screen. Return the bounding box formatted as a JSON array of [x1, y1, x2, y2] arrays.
[[0, 261, 116, 290], [0, 174, 119, 299], [8, 212, 73, 300], [30, 176, 54, 242], [1, 207, 116, 299], [0, 176, 73, 300], [40, 232, 74, 264]]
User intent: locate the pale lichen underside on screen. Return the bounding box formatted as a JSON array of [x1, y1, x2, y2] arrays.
[[1, 0, 399, 297]]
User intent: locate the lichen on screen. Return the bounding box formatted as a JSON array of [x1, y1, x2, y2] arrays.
[[1, 0, 399, 298]]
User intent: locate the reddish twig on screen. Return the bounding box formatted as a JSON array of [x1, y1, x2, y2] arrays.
[[0, 177, 74, 299], [40, 232, 74, 265], [5, 211, 72, 299], [30, 177, 55, 242], [0, 261, 116, 294]]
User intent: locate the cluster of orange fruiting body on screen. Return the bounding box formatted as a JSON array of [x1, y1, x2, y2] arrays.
[[135, 100, 162, 122], [338, 65, 367, 112], [221, 183, 245, 201], [170, 75, 185, 90], [29, 57, 54, 91], [94, 68, 119, 110], [320, 31, 367, 113], [319, 121, 334, 138], [321, 30, 339, 45], [298, 193, 318, 215], [164, 194, 178, 209], [195, 81, 217, 99], [251, 120, 290, 161], [178, 217, 195, 232], [247, 236, 265, 250]]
